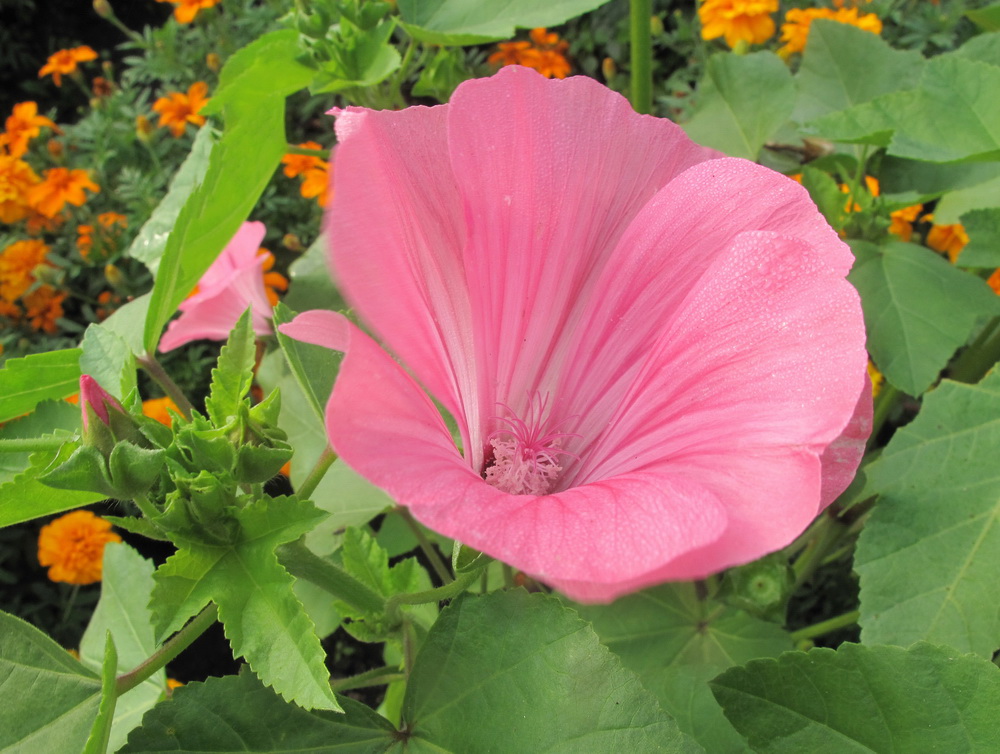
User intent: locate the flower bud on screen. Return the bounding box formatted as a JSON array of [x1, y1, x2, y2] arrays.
[[282, 233, 304, 252], [104, 263, 124, 287], [47, 138, 64, 159], [206, 52, 221, 72], [136, 115, 153, 142], [650, 14, 664, 36], [601, 57, 617, 81], [93, 0, 112, 18]]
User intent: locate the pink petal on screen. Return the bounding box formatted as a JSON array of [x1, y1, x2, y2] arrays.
[[819, 376, 873, 508], [282, 312, 729, 602]]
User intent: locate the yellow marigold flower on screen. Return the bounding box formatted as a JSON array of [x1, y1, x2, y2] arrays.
[[888, 203, 922, 242], [23, 285, 66, 333], [152, 82, 210, 138], [142, 396, 180, 426], [779, 7, 882, 58], [157, 0, 221, 24], [259, 249, 289, 306], [281, 142, 326, 179], [27, 167, 99, 218], [988, 269, 1000, 296], [0, 239, 50, 303], [38, 46, 99, 87], [925, 219, 969, 263], [867, 359, 884, 398], [0, 155, 40, 223], [37, 510, 121, 585], [2, 102, 59, 158], [699, 0, 778, 49]]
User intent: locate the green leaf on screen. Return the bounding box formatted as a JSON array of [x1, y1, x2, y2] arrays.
[[805, 89, 912, 147], [847, 240, 1000, 396], [80, 323, 137, 400], [879, 157, 1000, 202], [0, 611, 101, 752], [398, 0, 614, 44], [150, 495, 338, 711], [273, 303, 338, 422], [80, 543, 165, 752], [309, 19, 402, 94], [143, 33, 312, 354], [684, 52, 795, 160], [0, 348, 81, 423], [127, 126, 215, 274], [934, 170, 1000, 224], [119, 671, 394, 752], [793, 21, 923, 125], [412, 46, 474, 102], [966, 3, 1000, 31], [889, 56, 1000, 163], [0, 400, 78, 484], [403, 590, 702, 752], [281, 233, 343, 314], [957, 208, 1000, 267], [205, 309, 255, 426], [856, 371, 1000, 656], [954, 30, 1000, 66], [576, 583, 792, 753], [800, 165, 847, 230], [711, 642, 1000, 752], [0, 442, 105, 528], [83, 634, 118, 754], [98, 294, 151, 357]]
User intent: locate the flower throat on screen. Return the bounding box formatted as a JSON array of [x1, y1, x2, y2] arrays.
[[482, 395, 579, 496]]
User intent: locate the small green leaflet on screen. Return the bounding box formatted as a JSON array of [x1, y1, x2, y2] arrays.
[[204, 309, 256, 425]]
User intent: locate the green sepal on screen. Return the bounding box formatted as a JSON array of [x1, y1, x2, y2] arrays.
[[231, 391, 292, 484], [167, 412, 236, 476], [156, 469, 243, 547], [40, 443, 118, 498], [107, 442, 166, 499], [452, 542, 491, 574]]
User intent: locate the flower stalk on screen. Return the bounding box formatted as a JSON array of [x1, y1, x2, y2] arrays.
[[276, 539, 386, 615], [137, 354, 193, 420], [295, 446, 336, 501], [789, 609, 860, 643], [629, 0, 653, 114]]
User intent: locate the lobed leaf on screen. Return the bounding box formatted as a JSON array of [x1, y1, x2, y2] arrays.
[[856, 370, 1000, 656], [204, 309, 256, 426], [711, 643, 1000, 752]]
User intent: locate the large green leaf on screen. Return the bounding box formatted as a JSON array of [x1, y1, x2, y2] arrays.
[[281, 233, 343, 314], [957, 208, 1000, 267], [80, 543, 165, 752], [149, 495, 338, 711], [577, 583, 793, 753], [398, 0, 614, 44], [683, 52, 795, 161], [0, 442, 105, 528], [804, 89, 912, 147], [402, 590, 702, 752], [98, 294, 151, 357], [143, 32, 314, 354], [793, 21, 923, 125], [119, 671, 395, 753], [888, 55, 1000, 163], [126, 126, 215, 274], [0, 611, 102, 752], [856, 371, 1000, 656], [847, 240, 1000, 396], [934, 170, 1000, 224], [273, 303, 339, 423], [0, 348, 81, 423], [711, 642, 1000, 752], [966, 4, 1000, 33]]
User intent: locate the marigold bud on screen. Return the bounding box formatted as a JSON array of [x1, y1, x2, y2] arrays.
[[601, 57, 617, 81], [93, 0, 112, 18], [136, 114, 153, 141], [206, 52, 221, 72], [47, 139, 63, 159], [650, 14, 664, 36], [104, 263, 123, 287], [282, 233, 304, 252]]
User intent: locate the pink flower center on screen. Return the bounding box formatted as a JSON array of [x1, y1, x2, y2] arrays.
[[482, 395, 579, 496]]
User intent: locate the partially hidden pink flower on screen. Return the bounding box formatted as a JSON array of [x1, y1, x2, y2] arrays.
[[79, 374, 124, 434], [159, 221, 274, 352], [281, 67, 871, 602]]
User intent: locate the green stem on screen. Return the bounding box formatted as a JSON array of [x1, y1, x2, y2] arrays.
[[389, 37, 418, 107], [789, 609, 860, 643], [948, 315, 1000, 384], [0, 436, 71, 453], [277, 540, 386, 615], [284, 145, 328, 158], [330, 665, 404, 693], [502, 563, 515, 589], [296, 446, 336, 500], [868, 383, 900, 448], [792, 513, 845, 589], [116, 604, 217, 695], [629, 0, 653, 114], [397, 508, 452, 584], [385, 566, 482, 626], [136, 355, 193, 420], [131, 493, 162, 523]]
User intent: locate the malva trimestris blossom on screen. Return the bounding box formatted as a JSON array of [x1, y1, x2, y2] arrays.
[[283, 68, 871, 602], [158, 221, 281, 351]]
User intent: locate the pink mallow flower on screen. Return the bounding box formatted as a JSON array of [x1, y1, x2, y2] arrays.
[[281, 67, 872, 603], [158, 221, 274, 352]]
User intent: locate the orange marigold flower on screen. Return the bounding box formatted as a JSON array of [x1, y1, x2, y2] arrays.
[[925, 219, 969, 263], [988, 269, 1000, 296], [888, 203, 922, 242], [488, 28, 572, 78], [0, 155, 40, 223], [157, 0, 221, 24], [0, 299, 21, 322], [300, 165, 331, 207], [2, 102, 59, 158], [23, 285, 67, 333], [98, 211, 128, 229], [488, 40, 533, 67], [699, 0, 778, 49], [0, 239, 50, 303], [38, 46, 99, 87], [91, 76, 114, 98], [37, 510, 121, 585], [259, 249, 289, 306], [142, 396, 180, 426], [166, 678, 184, 690], [77, 224, 94, 258], [281, 142, 326, 178], [779, 7, 882, 58], [152, 82, 210, 138], [27, 168, 100, 218]]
